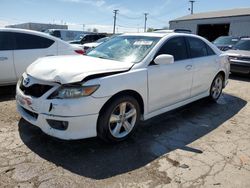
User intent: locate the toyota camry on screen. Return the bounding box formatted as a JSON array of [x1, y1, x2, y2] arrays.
[[16, 32, 230, 142]]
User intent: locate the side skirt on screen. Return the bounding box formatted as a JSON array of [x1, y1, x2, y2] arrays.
[[143, 91, 209, 121]]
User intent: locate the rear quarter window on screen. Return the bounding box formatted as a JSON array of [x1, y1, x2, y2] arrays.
[[0, 32, 14, 51], [14, 33, 55, 50]]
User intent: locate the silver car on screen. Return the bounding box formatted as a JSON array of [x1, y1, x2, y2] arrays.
[[226, 38, 250, 75]]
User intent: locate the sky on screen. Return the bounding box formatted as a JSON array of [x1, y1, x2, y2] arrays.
[[0, 0, 250, 33]]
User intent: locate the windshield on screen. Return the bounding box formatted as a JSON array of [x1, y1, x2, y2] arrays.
[[87, 36, 160, 63], [233, 40, 250, 51], [213, 36, 239, 46]]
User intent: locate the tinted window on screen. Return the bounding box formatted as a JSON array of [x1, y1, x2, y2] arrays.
[[157, 37, 188, 61], [93, 35, 100, 41], [187, 37, 208, 58], [206, 45, 216, 56], [14, 33, 55, 50], [0, 32, 14, 51], [81, 35, 92, 43], [51, 30, 61, 38]]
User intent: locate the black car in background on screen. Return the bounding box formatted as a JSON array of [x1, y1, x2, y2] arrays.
[[213, 36, 240, 51], [70, 33, 107, 45]]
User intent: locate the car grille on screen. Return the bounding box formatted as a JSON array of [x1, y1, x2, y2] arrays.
[[20, 82, 53, 98]]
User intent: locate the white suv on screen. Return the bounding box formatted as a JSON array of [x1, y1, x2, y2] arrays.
[[0, 28, 84, 85], [16, 32, 230, 142]]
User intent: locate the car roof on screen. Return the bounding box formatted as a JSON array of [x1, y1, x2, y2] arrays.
[[0, 28, 67, 42], [121, 32, 199, 39]]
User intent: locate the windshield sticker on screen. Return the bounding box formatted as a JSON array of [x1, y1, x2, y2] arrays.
[[134, 41, 153, 46]]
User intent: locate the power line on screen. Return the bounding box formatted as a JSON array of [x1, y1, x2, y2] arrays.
[[119, 14, 142, 20], [117, 24, 144, 29]]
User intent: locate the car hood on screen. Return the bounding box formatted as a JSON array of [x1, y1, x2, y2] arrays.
[[226, 50, 250, 57], [26, 55, 134, 84]]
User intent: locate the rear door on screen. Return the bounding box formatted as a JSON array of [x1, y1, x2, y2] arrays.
[[185, 37, 218, 97], [0, 32, 16, 84], [13, 32, 57, 78]]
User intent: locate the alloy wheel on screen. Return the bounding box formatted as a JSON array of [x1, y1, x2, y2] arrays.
[[211, 76, 223, 99], [108, 102, 137, 138]]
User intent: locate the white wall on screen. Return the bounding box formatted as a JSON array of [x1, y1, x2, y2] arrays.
[[169, 15, 250, 37]]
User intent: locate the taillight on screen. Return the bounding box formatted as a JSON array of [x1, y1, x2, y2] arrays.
[[74, 49, 85, 55]]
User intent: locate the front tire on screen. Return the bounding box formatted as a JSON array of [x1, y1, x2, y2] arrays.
[[209, 74, 224, 102], [97, 95, 141, 143]]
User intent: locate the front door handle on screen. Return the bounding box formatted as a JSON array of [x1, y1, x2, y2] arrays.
[[185, 65, 192, 70], [0, 57, 8, 61]]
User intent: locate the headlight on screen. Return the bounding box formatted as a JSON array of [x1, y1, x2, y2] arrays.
[[49, 84, 99, 99]]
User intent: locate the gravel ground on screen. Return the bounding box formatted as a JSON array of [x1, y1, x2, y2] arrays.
[[0, 75, 250, 188]]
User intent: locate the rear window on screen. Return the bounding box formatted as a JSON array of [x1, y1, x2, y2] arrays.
[[0, 32, 14, 51], [14, 33, 55, 50]]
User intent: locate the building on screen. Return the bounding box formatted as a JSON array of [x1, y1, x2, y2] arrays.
[[6, 22, 68, 32], [169, 8, 250, 41]]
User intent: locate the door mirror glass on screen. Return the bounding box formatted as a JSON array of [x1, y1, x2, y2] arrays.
[[154, 54, 174, 65]]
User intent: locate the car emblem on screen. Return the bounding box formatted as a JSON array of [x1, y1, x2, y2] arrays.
[[23, 77, 30, 87]]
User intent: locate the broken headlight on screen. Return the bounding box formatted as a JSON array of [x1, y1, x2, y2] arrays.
[[49, 85, 100, 99]]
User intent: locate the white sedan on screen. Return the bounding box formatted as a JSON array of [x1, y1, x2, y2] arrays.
[[0, 28, 84, 86], [16, 32, 230, 142]]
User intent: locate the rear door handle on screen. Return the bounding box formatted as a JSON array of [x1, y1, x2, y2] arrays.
[[0, 57, 8, 61], [185, 65, 193, 70]]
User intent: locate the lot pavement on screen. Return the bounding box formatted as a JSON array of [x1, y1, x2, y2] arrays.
[[0, 75, 250, 188]]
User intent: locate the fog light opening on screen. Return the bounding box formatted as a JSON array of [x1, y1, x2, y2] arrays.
[[46, 119, 69, 131]]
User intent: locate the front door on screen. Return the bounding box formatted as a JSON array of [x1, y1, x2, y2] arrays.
[[147, 37, 193, 113]]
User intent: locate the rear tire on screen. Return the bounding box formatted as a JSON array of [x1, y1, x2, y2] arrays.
[[209, 74, 224, 102], [97, 95, 141, 143]]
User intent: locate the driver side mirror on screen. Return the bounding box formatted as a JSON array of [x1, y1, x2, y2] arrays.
[[154, 54, 174, 65]]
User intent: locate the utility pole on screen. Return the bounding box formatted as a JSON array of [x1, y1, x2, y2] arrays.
[[113, 9, 119, 34], [144, 13, 148, 32], [189, 0, 195, 14]]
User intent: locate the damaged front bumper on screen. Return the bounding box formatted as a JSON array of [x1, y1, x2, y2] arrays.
[[16, 79, 109, 140]]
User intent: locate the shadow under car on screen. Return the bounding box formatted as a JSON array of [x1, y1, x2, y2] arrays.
[[18, 93, 246, 180]]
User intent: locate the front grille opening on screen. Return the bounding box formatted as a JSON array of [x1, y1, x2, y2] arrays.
[[22, 107, 38, 119], [20, 83, 53, 98]]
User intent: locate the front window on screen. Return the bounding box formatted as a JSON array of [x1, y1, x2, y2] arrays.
[[87, 36, 160, 63], [233, 40, 250, 51]]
